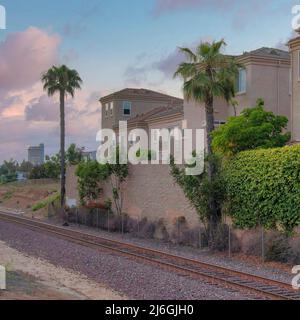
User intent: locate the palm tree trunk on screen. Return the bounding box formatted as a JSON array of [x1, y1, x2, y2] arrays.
[[205, 96, 220, 231], [60, 90, 66, 223], [205, 95, 215, 179]]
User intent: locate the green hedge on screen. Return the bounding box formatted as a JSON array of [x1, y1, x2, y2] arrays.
[[223, 144, 300, 233]]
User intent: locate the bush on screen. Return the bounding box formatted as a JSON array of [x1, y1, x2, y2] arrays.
[[212, 99, 291, 156], [223, 144, 300, 233], [265, 233, 291, 263], [32, 193, 60, 212]]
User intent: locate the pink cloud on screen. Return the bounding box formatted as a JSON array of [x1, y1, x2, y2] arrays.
[[0, 27, 61, 91]]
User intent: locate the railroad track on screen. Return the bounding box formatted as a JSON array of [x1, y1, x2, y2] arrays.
[[0, 211, 299, 300]]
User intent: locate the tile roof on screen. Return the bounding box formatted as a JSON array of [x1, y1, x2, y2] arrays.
[[241, 47, 289, 59], [100, 88, 183, 102], [127, 105, 183, 125]]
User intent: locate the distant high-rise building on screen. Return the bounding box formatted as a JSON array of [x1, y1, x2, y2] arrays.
[[28, 143, 45, 166]]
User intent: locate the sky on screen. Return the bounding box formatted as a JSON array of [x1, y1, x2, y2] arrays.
[[0, 0, 297, 162]]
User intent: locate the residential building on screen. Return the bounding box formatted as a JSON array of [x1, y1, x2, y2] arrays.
[[28, 143, 44, 166], [288, 31, 300, 141], [184, 47, 291, 135], [100, 88, 183, 132]]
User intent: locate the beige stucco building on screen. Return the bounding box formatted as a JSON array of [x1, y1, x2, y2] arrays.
[[288, 33, 300, 141], [184, 47, 292, 134], [100, 88, 183, 131]]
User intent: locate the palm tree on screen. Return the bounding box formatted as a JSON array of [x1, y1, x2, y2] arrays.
[[174, 40, 241, 225], [42, 65, 82, 223]]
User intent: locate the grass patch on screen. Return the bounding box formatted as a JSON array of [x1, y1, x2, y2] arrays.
[[2, 191, 14, 200], [31, 193, 60, 212]]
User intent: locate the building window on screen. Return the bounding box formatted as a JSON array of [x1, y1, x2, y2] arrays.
[[110, 102, 114, 116], [105, 103, 109, 118], [236, 69, 246, 93], [123, 101, 132, 116], [214, 120, 226, 127]]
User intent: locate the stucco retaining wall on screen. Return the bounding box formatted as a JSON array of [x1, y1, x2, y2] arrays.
[[66, 164, 200, 231]]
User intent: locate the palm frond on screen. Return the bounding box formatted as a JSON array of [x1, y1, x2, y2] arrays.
[[178, 47, 197, 62]]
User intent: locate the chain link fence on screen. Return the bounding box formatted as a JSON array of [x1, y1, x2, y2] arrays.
[[64, 208, 300, 265]]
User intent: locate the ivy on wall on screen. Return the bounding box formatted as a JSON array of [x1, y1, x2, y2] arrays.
[[223, 144, 300, 233]]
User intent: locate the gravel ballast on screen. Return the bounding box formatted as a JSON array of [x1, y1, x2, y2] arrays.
[[64, 222, 294, 284], [0, 220, 257, 300]]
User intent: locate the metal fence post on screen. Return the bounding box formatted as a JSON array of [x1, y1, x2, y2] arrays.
[[198, 229, 202, 249], [177, 219, 180, 245], [262, 227, 265, 263], [228, 225, 232, 258], [107, 210, 110, 233]]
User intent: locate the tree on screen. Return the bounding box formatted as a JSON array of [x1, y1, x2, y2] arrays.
[[29, 165, 47, 180], [42, 65, 82, 222], [76, 161, 109, 206], [174, 40, 241, 226], [212, 99, 291, 156], [19, 160, 33, 173], [107, 151, 129, 217], [66, 143, 83, 165]]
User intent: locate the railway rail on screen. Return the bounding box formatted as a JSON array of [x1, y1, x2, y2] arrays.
[[0, 211, 299, 300]]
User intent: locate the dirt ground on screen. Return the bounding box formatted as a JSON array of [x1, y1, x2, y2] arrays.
[[0, 181, 59, 219], [0, 241, 126, 300]]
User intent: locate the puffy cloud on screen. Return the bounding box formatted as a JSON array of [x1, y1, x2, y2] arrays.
[[0, 27, 60, 91]]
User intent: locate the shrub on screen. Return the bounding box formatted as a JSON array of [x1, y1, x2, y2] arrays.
[[223, 144, 300, 233], [76, 161, 109, 205], [31, 193, 60, 212], [212, 99, 291, 156], [265, 233, 291, 263]]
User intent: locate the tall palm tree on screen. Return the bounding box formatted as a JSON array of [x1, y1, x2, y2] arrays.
[[42, 65, 82, 223], [174, 40, 241, 225]]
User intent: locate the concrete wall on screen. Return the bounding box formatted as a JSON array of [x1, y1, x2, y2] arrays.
[[66, 164, 200, 231]]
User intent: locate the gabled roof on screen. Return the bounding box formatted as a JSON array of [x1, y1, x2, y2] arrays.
[[126, 105, 183, 127], [146, 105, 183, 122], [100, 88, 183, 103]]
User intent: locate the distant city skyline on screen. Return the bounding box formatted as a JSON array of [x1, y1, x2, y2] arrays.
[[0, 0, 297, 162]]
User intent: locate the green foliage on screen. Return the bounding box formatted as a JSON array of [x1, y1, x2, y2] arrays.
[[29, 155, 60, 180], [42, 65, 82, 99], [104, 198, 112, 211], [66, 143, 83, 165], [223, 144, 300, 233], [106, 146, 129, 216], [136, 149, 155, 161], [0, 159, 18, 183], [18, 160, 33, 173], [31, 193, 60, 212], [76, 161, 110, 205], [174, 40, 242, 105], [212, 99, 291, 156], [170, 155, 225, 230]]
